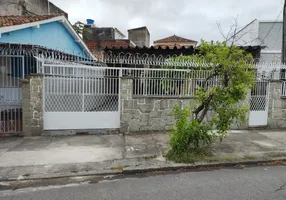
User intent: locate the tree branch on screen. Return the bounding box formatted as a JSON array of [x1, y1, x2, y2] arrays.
[[193, 69, 219, 119], [198, 94, 213, 123]]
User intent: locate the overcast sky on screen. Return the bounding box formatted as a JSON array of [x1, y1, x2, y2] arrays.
[[51, 0, 283, 44]]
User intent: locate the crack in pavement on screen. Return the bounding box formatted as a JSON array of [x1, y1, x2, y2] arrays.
[[275, 182, 286, 192]]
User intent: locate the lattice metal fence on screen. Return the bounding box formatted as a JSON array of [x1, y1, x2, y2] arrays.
[[44, 65, 120, 112], [250, 81, 269, 111]]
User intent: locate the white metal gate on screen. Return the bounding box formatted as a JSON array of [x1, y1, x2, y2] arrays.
[[43, 64, 120, 130], [249, 81, 269, 127], [0, 55, 24, 134]]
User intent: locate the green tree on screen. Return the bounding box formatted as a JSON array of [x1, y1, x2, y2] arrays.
[[167, 40, 255, 162], [72, 21, 85, 37]]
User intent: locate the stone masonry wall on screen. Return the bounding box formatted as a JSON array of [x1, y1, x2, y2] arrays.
[[120, 78, 190, 132], [22, 74, 43, 136], [268, 81, 286, 128], [120, 78, 249, 133]]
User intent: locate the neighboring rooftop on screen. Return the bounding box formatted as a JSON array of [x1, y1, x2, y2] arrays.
[[128, 26, 150, 34], [0, 0, 67, 17], [104, 45, 262, 59], [0, 15, 64, 27], [154, 35, 197, 44]]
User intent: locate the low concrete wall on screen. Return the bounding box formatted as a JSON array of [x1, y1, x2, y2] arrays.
[[20, 77, 286, 136], [268, 81, 286, 128], [120, 78, 180, 132], [120, 78, 249, 133]]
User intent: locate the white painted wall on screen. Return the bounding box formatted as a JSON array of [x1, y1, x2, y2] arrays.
[[229, 20, 259, 46], [232, 20, 283, 63]]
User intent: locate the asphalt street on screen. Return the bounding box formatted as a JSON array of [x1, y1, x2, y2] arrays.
[[0, 165, 286, 200]]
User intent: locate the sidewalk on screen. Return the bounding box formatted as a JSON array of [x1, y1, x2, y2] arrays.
[[0, 130, 286, 181]]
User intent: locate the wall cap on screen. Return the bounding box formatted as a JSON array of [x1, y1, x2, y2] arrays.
[[121, 76, 134, 79], [29, 73, 44, 77], [20, 79, 29, 83], [270, 80, 283, 83], [133, 95, 195, 100]]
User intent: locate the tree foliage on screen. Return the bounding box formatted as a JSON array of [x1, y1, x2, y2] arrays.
[[72, 21, 85, 37], [167, 41, 255, 158]]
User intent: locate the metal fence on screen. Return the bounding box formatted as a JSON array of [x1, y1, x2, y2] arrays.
[[0, 55, 26, 134], [43, 64, 120, 112], [0, 44, 105, 134], [121, 68, 218, 97], [250, 81, 269, 111], [282, 81, 286, 97]]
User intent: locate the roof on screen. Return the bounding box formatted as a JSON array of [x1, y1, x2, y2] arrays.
[[0, 15, 96, 60], [227, 19, 283, 42], [114, 28, 125, 37], [104, 45, 196, 57], [154, 35, 198, 44], [104, 45, 262, 59], [128, 26, 150, 34], [154, 44, 187, 49], [0, 15, 63, 28], [0, 42, 79, 56], [227, 19, 258, 42]]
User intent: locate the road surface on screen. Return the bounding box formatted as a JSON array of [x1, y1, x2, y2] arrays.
[[0, 166, 286, 200]]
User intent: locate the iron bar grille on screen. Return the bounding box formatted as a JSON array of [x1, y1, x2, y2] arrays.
[[281, 81, 286, 97], [0, 55, 25, 133], [120, 68, 219, 97]]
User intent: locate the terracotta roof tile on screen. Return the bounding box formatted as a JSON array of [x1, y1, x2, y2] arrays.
[[154, 44, 185, 49], [154, 35, 197, 43], [0, 15, 65, 28]]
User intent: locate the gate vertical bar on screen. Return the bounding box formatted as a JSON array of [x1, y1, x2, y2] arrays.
[[118, 68, 122, 114], [82, 69, 85, 112]]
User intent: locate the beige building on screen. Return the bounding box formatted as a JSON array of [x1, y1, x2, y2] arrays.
[[154, 35, 197, 49]]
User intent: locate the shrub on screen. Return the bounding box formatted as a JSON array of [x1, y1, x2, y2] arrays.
[[169, 105, 215, 155]]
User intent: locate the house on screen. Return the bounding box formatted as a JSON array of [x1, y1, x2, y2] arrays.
[[83, 23, 125, 41], [0, 0, 67, 17], [83, 21, 151, 58], [0, 15, 95, 59], [128, 27, 150, 47], [0, 15, 99, 135], [154, 35, 198, 49], [228, 19, 282, 62], [83, 20, 141, 59], [0, 42, 104, 135]]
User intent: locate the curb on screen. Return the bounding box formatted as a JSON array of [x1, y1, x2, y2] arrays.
[[1, 158, 286, 182], [122, 158, 286, 175]]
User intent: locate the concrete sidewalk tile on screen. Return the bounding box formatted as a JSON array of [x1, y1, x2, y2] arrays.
[[8, 137, 53, 151], [0, 147, 124, 167], [151, 132, 170, 144], [125, 134, 154, 145], [258, 131, 286, 144], [0, 130, 286, 181], [125, 144, 158, 159], [0, 137, 24, 153]]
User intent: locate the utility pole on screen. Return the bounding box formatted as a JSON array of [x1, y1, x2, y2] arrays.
[[282, 0, 286, 63]]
